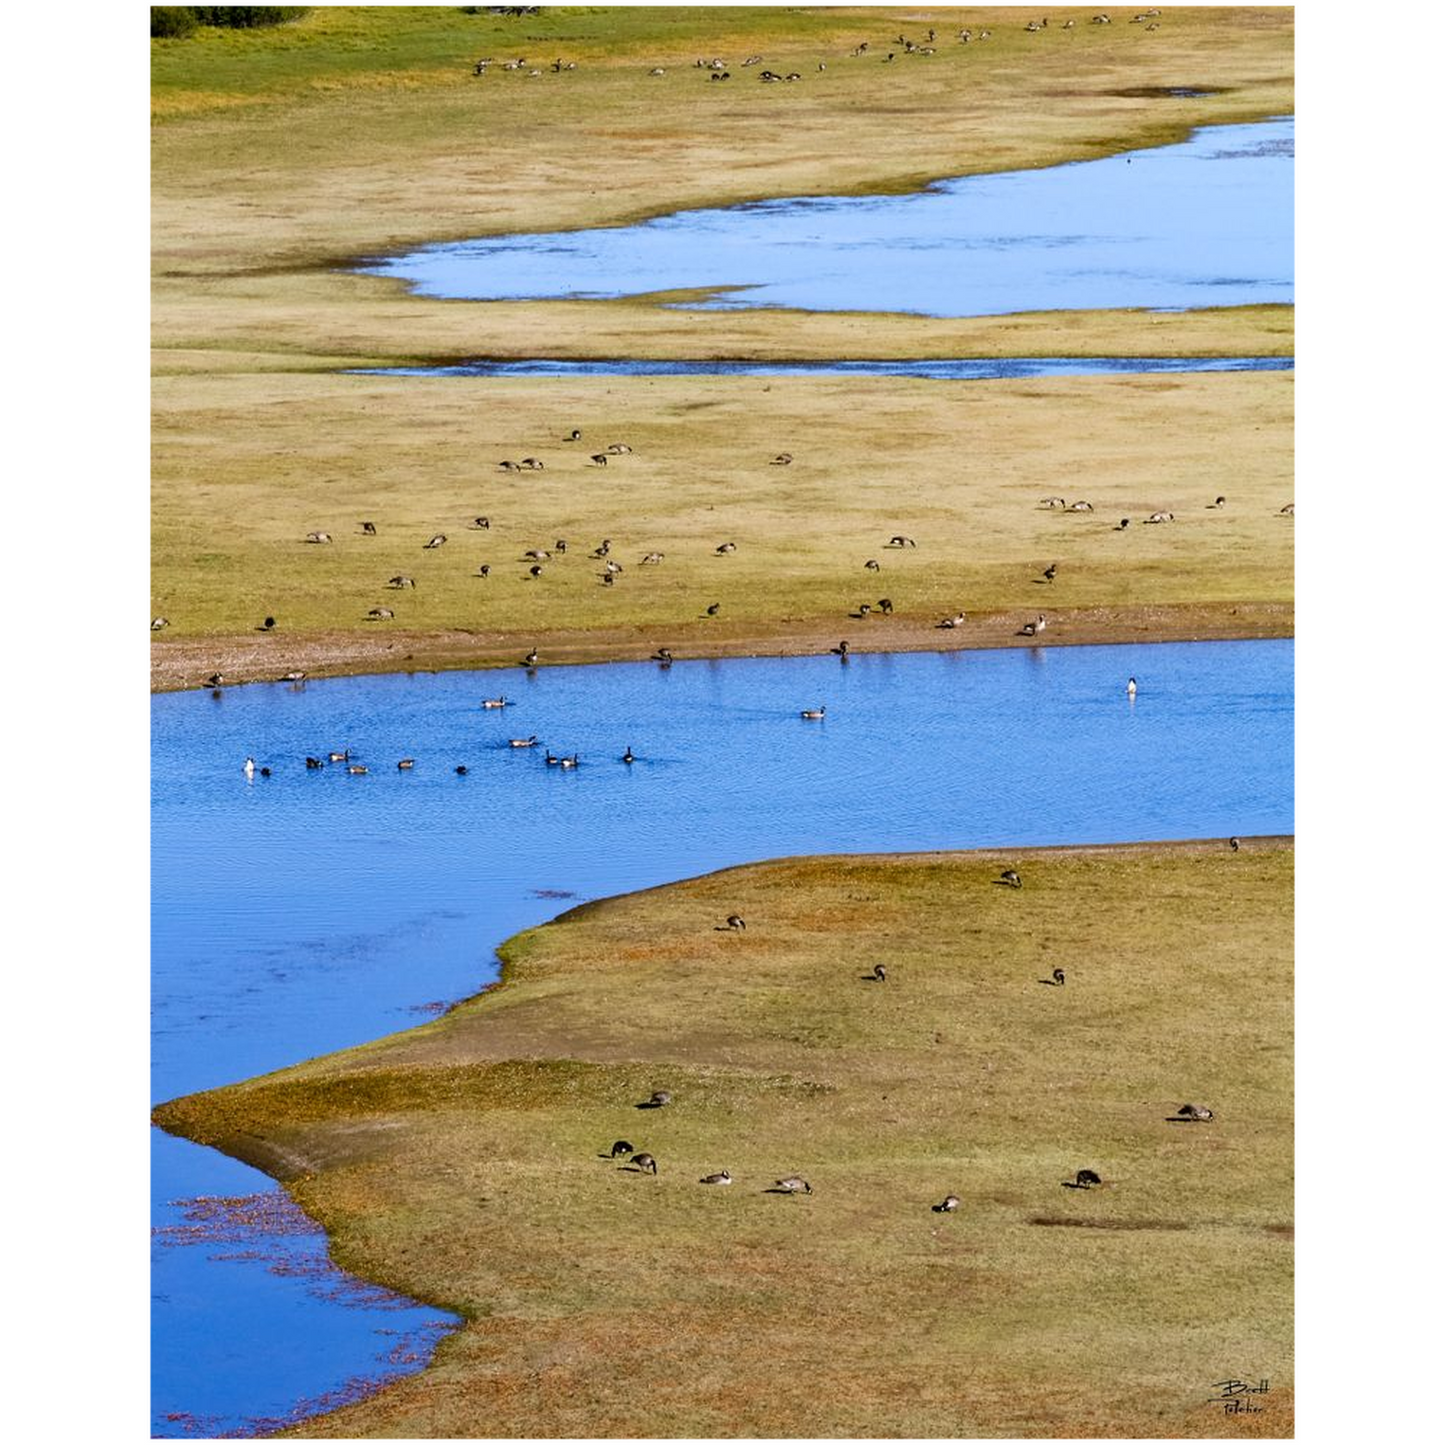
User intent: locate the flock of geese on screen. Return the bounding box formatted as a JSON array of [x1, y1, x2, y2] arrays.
[[580, 890, 1224, 1209]]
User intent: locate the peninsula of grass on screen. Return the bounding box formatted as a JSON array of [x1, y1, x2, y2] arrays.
[[152, 7, 1294, 684], [155, 838, 1293, 1438]]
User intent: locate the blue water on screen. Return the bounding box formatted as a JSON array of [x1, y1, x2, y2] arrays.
[[364, 119, 1294, 317], [360, 356, 1295, 380], [153, 641, 1294, 1433]]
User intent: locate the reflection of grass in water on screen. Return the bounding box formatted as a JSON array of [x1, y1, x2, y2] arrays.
[[156, 839, 1293, 1438]]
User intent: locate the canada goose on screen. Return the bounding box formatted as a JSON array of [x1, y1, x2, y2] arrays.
[[601, 573, 616, 587], [1174, 1104, 1214, 1121], [366, 607, 395, 621], [933, 1194, 960, 1213], [279, 671, 306, 683], [305, 756, 323, 769], [523, 648, 539, 667], [1017, 616, 1047, 637], [1042, 563, 1057, 583], [523, 549, 551, 562], [204, 672, 224, 688], [527, 564, 545, 579], [831, 641, 849, 656], [856, 604, 871, 617], [649, 66, 665, 75], [499, 460, 518, 472], [999, 869, 1022, 888], [603, 560, 624, 575], [509, 736, 538, 748], [1115, 519, 1130, 531], [591, 540, 612, 558], [1052, 967, 1066, 986], [1208, 496, 1226, 509], [651, 647, 673, 663], [699, 1170, 733, 1185], [741, 53, 761, 65], [519, 458, 544, 471], [1068, 500, 1093, 513], [773, 1176, 812, 1194], [348, 764, 368, 775], [455, 765, 468, 775], [872, 963, 887, 982], [554, 540, 567, 554], [360, 521, 377, 535], [566, 429, 582, 441], [388, 575, 415, 588], [607, 443, 633, 454], [799, 705, 827, 721], [708, 70, 731, 80], [865, 559, 880, 571], [476, 565, 491, 578], [304, 531, 331, 544], [558, 755, 579, 769], [397, 759, 415, 770], [545, 752, 561, 766], [877, 598, 893, 614], [705, 603, 720, 617], [243, 757, 256, 779], [725, 915, 746, 931], [632, 1152, 658, 1174], [590, 453, 608, 466], [260, 616, 276, 630], [641, 552, 664, 564], [645, 1090, 673, 1107], [472, 516, 491, 530], [1280, 503, 1295, 515], [715, 541, 737, 554], [482, 696, 509, 708], [151, 617, 168, 631], [1126, 677, 1137, 698], [1074, 1169, 1102, 1188], [770, 453, 793, 466], [328, 750, 350, 763], [1144, 511, 1174, 524], [610, 1140, 634, 1158], [424, 534, 447, 548], [887, 534, 917, 547], [1040, 496, 1067, 509], [622, 747, 636, 764]]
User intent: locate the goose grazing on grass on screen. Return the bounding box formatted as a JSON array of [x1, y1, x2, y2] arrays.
[[1126, 677, 1137, 698], [725, 915, 746, 931], [1229, 836, 1240, 852], [609, 1140, 634, 1158], [1073, 1169, 1102, 1188], [800, 706, 826, 720], [1144, 511, 1174, 524], [715, 541, 737, 554], [999, 869, 1022, 888], [472, 516, 491, 530], [1067, 500, 1093, 512], [872, 963, 888, 982], [1115, 518, 1130, 531], [607, 443, 633, 454], [602, 560, 624, 575], [304, 531, 332, 544], [509, 735, 538, 748], [554, 540, 567, 554], [260, 616, 276, 631], [519, 458, 544, 471], [482, 696, 509, 709], [887, 534, 917, 548], [397, 759, 415, 770], [770, 453, 793, 466], [631, 1152, 658, 1174], [641, 551, 664, 565], [1052, 967, 1066, 986], [865, 559, 880, 571], [424, 534, 447, 549], [1174, 1103, 1214, 1121], [644, 1090, 673, 1108], [366, 607, 395, 621], [933, 1194, 960, 1213], [523, 549, 551, 562], [700, 1170, 733, 1185], [476, 565, 491, 578], [151, 617, 169, 631], [773, 1176, 812, 1194], [591, 539, 612, 559], [388, 575, 415, 589], [877, 598, 893, 614], [590, 453, 609, 466], [856, 604, 871, 617], [360, 521, 377, 535], [243, 757, 256, 779], [1280, 502, 1295, 515], [1040, 496, 1066, 509]]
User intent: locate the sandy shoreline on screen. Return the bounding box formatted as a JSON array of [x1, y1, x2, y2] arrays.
[[150, 599, 1292, 693]]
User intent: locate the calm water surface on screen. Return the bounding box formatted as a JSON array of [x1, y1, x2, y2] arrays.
[[361, 356, 1295, 380], [153, 641, 1293, 1433], [365, 119, 1293, 317]]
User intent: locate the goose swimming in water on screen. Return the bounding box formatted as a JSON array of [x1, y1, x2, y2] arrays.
[[328, 750, 350, 763], [1126, 677, 1137, 698], [348, 764, 369, 775], [622, 747, 635, 764], [558, 755, 579, 769], [397, 758, 415, 770], [800, 706, 826, 720], [632, 1152, 658, 1174], [999, 869, 1022, 888], [305, 756, 323, 769], [545, 752, 561, 766], [509, 736, 538, 748], [699, 1170, 733, 1185], [482, 696, 509, 708], [933, 1194, 960, 1213], [243, 757, 256, 779], [455, 765, 468, 775]]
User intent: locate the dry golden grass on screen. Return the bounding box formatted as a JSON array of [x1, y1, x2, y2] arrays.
[[156, 840, 1293, 1438]]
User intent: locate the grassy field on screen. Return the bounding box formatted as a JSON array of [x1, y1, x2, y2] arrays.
[[155, 839, 1294, 1438], [151, 7, 1293, 680]]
